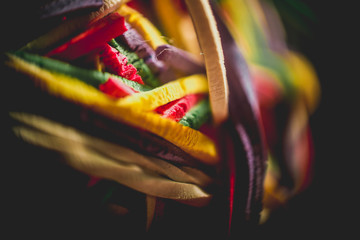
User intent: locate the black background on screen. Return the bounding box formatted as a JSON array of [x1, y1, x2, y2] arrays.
[[256, 1, 357, 239]]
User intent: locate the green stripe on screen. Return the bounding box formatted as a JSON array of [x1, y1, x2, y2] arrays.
[[108, 39, 161, 88], [116, 74, 152, 92], [12, 51, 152, 92], [13, 51, 107, 87], [179, 99, 211, 130]]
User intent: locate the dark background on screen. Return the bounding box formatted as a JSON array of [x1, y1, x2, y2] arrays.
[[256, 1, 357, 238]]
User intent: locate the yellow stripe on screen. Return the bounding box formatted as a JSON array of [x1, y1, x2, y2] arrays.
[[219, 0, 256, 58], [153, 0, 202, 57], [6, 55, 219, 165], [153, 0, 186, 49], [117, 5, 167, 49], [284, 51, 321, 113], [117, 74, 208, 111]]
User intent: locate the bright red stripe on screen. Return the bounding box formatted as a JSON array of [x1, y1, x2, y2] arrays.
[[99, 77, 138, 98], [46, 13, 127, 61], [99, 44, 144, 84], [154, 94, 204, 121]]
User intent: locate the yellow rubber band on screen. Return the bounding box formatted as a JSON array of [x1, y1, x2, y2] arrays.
[[6, 55, 219, 165], [116, 5, 168, 49], [117, 74, 208, 111]]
